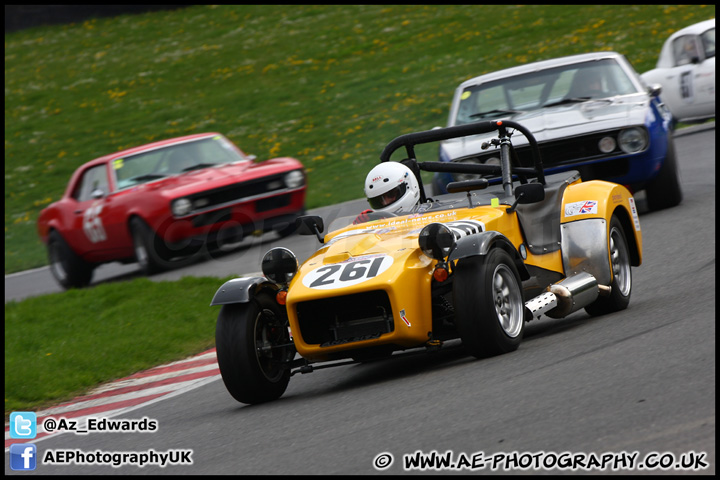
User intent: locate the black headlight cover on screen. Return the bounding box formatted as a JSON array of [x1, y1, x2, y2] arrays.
[[418, 223, 456, 260], [261, 247, 298, 284]]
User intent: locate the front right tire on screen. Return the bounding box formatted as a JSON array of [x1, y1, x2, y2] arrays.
[[215, 293, 294, 405]]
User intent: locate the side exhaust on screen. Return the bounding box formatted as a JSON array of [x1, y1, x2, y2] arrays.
[[525, 272, 611, 320]]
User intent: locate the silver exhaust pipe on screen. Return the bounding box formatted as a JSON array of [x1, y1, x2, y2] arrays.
[[525, 272, 611, 320], [524, 291, 558, 320]]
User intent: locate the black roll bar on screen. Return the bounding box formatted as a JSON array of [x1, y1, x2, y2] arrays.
[[379, 121, 546, 200]]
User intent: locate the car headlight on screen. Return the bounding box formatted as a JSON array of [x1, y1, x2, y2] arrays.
[[262, 247, 298, 284], [284, 170, 305, 189], [171, 198, 193, 217], [618, 128, 648, 154], [418, 223, 456, 260], [598, 136, 616, 154]]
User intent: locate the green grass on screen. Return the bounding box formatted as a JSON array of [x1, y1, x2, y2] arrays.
[[5, 5, 715, 273], [4, 5, 716, 415], [5, 276, 232, 415]]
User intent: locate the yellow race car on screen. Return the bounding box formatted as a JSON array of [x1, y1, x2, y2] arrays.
[[211, 120, 643, 405]]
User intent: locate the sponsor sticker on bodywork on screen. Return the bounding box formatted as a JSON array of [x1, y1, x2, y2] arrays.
[[628, 197, 641, 231], [400, 309, 411, 327]]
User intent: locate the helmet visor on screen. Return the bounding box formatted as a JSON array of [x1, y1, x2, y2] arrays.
[[368, 183, 407, 210]]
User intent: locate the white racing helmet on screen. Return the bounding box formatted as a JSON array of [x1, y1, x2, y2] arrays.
[[364, 162, 420, 214]]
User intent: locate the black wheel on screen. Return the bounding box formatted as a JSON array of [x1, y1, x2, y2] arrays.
[[585, 215, 632, 316], [47, 230, 94, 289], [215, 293, 294, 405], [130, 217, 168, 275], [453, 248, 525, 359], [645, 137, 682, 211]]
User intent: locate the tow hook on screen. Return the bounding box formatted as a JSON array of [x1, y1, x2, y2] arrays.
[[425, 339, 443, 352]]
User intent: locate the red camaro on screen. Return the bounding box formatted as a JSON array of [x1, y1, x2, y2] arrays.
[[37, 133, 307, 289]]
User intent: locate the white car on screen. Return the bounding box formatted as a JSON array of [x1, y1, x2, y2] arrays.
[[433, 52, 682, 212], [641, 18, 715, 123]]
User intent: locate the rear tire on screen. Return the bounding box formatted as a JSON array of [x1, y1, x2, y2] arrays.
[[585, 215, 632, 316], [215, 293, 294, 404], [47, 230, 94, 289], [453, 249, 525, 359]]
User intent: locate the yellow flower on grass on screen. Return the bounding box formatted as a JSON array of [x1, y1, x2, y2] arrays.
[[107, 88, 127, 100]]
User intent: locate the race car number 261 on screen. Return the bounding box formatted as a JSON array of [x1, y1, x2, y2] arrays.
[[302, 255, 393, 290]]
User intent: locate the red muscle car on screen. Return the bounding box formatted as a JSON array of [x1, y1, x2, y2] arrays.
[[37, 133, 306, 289]]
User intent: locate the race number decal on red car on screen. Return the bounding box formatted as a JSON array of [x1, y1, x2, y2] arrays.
[[83, 202, 107, 243], [302, 254, 393, 290]]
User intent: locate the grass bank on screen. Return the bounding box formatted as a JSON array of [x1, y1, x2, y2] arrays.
[[5, 276, 231, 415]]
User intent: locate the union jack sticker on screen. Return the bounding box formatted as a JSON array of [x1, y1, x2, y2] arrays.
[[565, 200, 598, 217]]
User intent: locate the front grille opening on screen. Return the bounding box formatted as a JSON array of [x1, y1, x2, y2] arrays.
[[454, 130, 634, 169], [256, 193, 291, 212], [296, 290, 394, 347], [187, 173, 287, 211]]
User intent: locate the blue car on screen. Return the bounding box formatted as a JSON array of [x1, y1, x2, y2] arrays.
[[432, 52, 682, 211]]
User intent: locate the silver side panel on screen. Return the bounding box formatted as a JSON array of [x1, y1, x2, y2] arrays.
[[560, 219, 611, 286]]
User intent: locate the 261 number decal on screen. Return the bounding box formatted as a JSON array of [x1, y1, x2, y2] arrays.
[[303, 255, 393, 290]]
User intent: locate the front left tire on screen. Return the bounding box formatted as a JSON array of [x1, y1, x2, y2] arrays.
[[130, 217, 168, 275], [453, 248, 525, 359]]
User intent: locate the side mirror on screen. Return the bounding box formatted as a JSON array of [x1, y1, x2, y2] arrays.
[[515, 183, 545, 204], [507, 183, 545, 214], [296, 215, 325, 243], [91, 188, 106, 199], [647, 83, 663, 98]]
